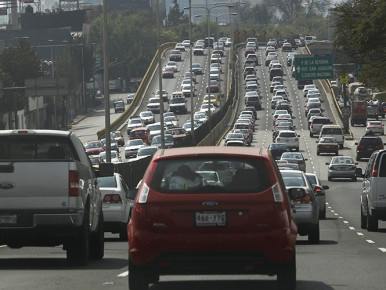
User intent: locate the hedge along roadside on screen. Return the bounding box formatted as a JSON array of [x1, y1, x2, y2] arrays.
[[97, 42, 177, 140]]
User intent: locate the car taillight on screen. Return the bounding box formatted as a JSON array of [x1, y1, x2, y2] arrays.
[[375, 145, 383, 149], [69, 170, 80, 196], [351, 166, 356, 170], [357, 145, 365, 149], [103, 194, 123, 204], [138, 183, 150, 204], [367, 126, 370, 129], [298, 161, 304, 164], [378, 126, 382, 129], [311, 124, 314, 128], [272, 183, 283, 203], [372, 163, 379, 177], [329, 166, 335, 170], [294, 193, 312, 204]]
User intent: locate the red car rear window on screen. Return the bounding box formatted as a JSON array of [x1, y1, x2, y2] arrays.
[[150, 157, 271, 194]]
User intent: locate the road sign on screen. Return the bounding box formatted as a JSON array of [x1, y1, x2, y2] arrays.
[[94, 56, 102, 69], [25, 78, 68, 97], [294, 56, 333, 80], [340, 74, 349, 84]]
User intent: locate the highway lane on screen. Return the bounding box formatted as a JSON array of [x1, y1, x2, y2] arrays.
[[2, 45, 386, 290]]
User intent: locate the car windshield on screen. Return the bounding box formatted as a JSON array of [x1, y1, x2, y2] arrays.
[[130, 119, 142, 124], [127, 140, 143, 146], [170, 98, 185, 104], [148, 124, 161, 131], [149, 99, 160, 104], [282, 152, 302, 159], [320, 137, 336, 143], [150, 158, 270, 193], [85, 142, 101, 149], [141, 112, 152, 117], [270, 144, 288, 150], [97, 176, 117, 188], [281, 171, 307, 187], [331, 157, 354, 164], [138, 147, 157, 156]]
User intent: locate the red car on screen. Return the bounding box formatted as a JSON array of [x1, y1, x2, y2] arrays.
[[169, 50, 182, 61], [84, 140, 105, 155], [127, 147, 302, 290], [206, 79, 220, 93], [244, 48, 255, 57], [162, 66, 174, 78]]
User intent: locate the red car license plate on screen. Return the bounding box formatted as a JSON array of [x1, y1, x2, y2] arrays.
[[195, 211, 226, 227]]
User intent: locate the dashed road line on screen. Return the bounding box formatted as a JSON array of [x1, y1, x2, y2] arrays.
[[366, 240, 375, 244], [378, 248, 386, 253], [117, 271, 128, 277]]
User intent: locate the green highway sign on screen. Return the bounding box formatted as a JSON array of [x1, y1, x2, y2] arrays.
[[295, 56, 333, 80]]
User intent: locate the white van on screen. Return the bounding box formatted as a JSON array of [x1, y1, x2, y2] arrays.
[[359, 149, 386, 231], [320, 125, 344, 148], [171, 91, 184, 99], [305, 36, 317, 44]]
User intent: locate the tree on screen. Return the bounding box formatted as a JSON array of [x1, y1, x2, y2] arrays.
[[0, 39, 41, 127], [332, 0, 386, 89], [263, 0, 331, 24], [167, 0, 188, 28]]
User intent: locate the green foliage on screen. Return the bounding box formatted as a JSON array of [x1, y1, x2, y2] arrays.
[[0, 39, 41, 113], [166, 0, 188, 28], [332, 0, 386, 89], [90, 10, 158, 78]]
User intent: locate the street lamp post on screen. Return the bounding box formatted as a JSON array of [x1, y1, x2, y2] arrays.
[[156, 0, 165, 149], [188, 0, 195, 146], [103, 0, 111, 162]]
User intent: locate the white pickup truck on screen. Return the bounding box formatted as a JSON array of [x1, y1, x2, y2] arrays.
[[0, 129, 104, 265]]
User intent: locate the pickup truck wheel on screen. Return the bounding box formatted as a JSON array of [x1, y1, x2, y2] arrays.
[[361, 206, 367, 229], [308, 223, 320, 244], [367, 211, 378, 232], [129, 260, 149, 290], [90, 211, 104, 260], [67, 207, 90, 266], [277, 251, 296, 290]]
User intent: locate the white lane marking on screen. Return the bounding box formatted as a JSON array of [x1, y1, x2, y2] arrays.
[[343, 220, 349, 223], [117, 271, 129, 277], [334, 213, 338, 216], [339, 216, 343, 219], [366, 240, 375, 244], [349, 227, 355, 230], [379, 248, 386, 252], [357, 232, 364, 236]]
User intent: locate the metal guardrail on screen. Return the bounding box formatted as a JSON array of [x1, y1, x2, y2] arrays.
[[96, 42, 176, 139]]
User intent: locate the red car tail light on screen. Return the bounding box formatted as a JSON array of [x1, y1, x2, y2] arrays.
[[357, 145, 365, 149], [372, 163, 379, 177], [103, 194, 123, 204], [375, 145, 383, 149], [69, 170, 80, 196], [138, 183, 150, 204], [351, 166, 356, 170], [272, 183, 283, 203], [366, 126, 370, 129]]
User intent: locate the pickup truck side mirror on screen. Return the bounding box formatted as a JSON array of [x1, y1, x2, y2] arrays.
[[355, 168, 364, 177]]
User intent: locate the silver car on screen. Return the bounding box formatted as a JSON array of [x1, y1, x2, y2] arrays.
[[326, 156, 358, 181], [280, 170, 320, 243], [305, 173, 329, 220], [97, 173, 133, 240], [280, 152, 307, 171]]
